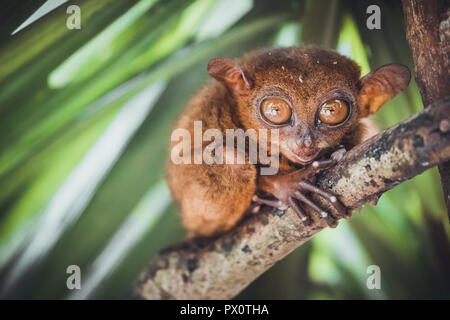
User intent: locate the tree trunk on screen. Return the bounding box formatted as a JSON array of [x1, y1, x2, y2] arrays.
[[402, 0, 450, 220]]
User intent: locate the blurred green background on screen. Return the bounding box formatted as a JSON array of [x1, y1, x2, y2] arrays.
[[0, 0, 449, 299]]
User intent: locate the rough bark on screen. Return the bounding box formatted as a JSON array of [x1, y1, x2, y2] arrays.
[[135, 97, 450, 300], [402, 0, 450, 219]]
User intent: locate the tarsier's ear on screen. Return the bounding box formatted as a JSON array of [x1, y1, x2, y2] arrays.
[[207, 57, 253, 92], [358, 64, 411, 117]]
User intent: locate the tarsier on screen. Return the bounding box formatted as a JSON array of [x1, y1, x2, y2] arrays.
[[168, 46, 410, 237]]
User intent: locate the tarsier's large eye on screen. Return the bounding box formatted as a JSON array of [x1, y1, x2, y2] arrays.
[[260, 98, 292, 124], [318, 99, 349, 125]]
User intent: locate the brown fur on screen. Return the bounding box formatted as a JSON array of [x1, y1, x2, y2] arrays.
[[167, 46, 410, 236]]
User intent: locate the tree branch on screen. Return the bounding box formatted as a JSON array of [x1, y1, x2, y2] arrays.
[[135, 97, 450, 300]]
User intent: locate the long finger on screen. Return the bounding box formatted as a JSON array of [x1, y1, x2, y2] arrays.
[[311, 159, 336, 170], [298, 181, 348, 217], [294, 191, 328, 219], [287, 197, 310, 225], [252, 195, 288, 210]]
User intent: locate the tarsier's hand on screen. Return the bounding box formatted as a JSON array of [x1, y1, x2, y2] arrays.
[[252, 147, 350, 227]]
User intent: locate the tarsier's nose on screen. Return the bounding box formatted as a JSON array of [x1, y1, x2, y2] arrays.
[[295, 126, 313, 148], [295, 136, 312, 147], [303, 136, 312, 147]]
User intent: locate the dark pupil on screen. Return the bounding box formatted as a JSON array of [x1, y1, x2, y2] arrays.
[[324, 105, 334, 114], [267, 102, 280, 115]]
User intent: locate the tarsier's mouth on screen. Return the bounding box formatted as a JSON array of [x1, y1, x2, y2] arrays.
[[285, 148, 321, 165]]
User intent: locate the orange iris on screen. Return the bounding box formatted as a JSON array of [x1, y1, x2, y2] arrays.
[[318, 99, 349, 125], [260, 98, 292, 124]]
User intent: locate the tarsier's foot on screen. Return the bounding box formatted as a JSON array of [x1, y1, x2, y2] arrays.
[[252, 148, 350, 227]]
